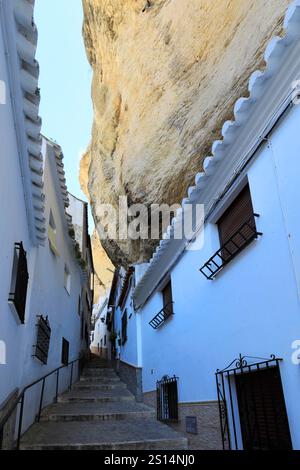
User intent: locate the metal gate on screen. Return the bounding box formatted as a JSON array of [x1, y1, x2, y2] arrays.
[[215, 354, 292, 450], [156, 375, 178, 422]]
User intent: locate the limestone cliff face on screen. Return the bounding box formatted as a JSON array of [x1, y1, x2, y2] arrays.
[[91, 229, 115, 301], [81, 0, 290, 266]]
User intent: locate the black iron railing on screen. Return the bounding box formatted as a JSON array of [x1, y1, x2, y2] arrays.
[[8, 242, 29, 324], [0, 355, 86, 450], [200, 214, 262, 280], [215, 354, 292, 450], [33, 316, 51, 365], [149, 302, 174, 329], [157, 375, 178, 422]]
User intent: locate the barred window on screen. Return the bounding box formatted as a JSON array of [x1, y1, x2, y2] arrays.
[[61, 338, 69, 366], [8, 242, 29, 324], [122, 309, 128, 345], [33, 316, 51, 365]]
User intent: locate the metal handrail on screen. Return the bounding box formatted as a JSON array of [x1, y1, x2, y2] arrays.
[[0, 354, 86, 450]]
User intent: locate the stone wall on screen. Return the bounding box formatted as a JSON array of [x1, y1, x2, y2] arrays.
[[143, 390, 222, 450], [0, 389, 18, 450], [113, 359, 143, 402]]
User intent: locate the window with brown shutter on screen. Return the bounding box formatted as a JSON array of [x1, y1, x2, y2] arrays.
[[162, 281, 174, 315], [200, 183, 262, 279], [218, 184, 256, 259]]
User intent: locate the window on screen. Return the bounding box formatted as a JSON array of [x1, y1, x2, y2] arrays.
[[104, 335, 107, 346], [77, 295, 81, 316], [80, 314, 84, 339], [61, 338, 69, 366], [84, 324, 89, 345], [121, 309, 128, 345], [8, 242, 29, 324], [162, 281, 173, 315], [157, 376, 178, 422], [200, 183, 262, 280], [149, 280, 174, 329], [48, 210, 59, 256], [33, 316, 51, 364], [216, 355, 292, 450], [218, 184, 256, 260], [64, 264, 71, 294]]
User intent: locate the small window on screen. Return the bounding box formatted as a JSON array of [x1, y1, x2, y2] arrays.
[[104, 335, 107, 346], [64, 264, 71, 295], [162, 281, 174, 315], [48, 210, 59, 256], [218, 183, 256, 260], [84, 324, 89, 345], [61, 338, 69, 366], [33, 316, 51, 364], [8, 242, 29, 324], [77, 295, 81, 316], [81, 314, 84, 339], [121, 310, 128, 345]]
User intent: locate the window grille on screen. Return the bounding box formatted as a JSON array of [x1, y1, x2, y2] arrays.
[[33, 316, 51, 365], [216, 354, 292, 450], [122, 310, 128, 345], [8, 242, 29, 324]]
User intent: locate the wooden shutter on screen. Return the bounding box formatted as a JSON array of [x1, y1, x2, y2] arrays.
[[218, 184, 255, 258], [61, 338, 69, 366], [235, 367, 292, 450], [162, 281, 173, 315], [122, 309, 128, 345]]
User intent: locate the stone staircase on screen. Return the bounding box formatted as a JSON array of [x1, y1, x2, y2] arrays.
[[20, 356, 187, 450]]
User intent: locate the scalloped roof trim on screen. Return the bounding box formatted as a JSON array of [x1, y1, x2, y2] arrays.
[[133, 0, 300, 300]]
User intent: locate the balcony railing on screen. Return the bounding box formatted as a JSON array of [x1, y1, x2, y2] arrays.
[[33, 316, 51, 365], [200, 214, 262, 280], [149, 302, 174, 329], [8, 242, 29, 324]]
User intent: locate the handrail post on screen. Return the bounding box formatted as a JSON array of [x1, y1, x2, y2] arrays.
[[37, 378, 45, 422], [16, 394, 25, 450], [55, 369, 60, 403]]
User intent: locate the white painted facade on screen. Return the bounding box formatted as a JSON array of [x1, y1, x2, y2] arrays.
[[90, 296, 109, 358], [0, 1, 92, 443], [108, 1, 300, 450]]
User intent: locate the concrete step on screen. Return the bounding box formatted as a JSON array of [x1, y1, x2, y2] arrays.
[[80, 376, 121, 383], [82, 368, 117, 377], [40, 402, 155, 422], [73, 382, 127, 391], [20, 418, 188, 450], [84, 364, 113, 369], [58, 389, 135, 403]]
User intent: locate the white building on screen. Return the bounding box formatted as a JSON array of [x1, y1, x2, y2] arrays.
[[0, 1, 92, 449], [90, 296, 109, 358], [109, 1, 300, 450]]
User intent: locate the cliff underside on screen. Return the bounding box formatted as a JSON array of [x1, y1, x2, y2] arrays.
[[81, 0, 290, 267]]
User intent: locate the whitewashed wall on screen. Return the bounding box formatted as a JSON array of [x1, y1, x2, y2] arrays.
[[0, 21, 33, 405], [0, 137, 84, 435], [139, 103, 300, 448]]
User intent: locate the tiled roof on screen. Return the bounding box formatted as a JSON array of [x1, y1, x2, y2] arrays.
[[133, 0, 300, 309], [1, 0, 45, 244]]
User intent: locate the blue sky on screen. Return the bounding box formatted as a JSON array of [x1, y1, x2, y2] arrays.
[[35, 0, 93, 213]]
